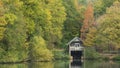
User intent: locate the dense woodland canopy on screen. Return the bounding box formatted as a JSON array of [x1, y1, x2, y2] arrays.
[[0, 0, 120, 62]]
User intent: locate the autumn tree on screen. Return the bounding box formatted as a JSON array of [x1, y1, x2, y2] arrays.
[[0, 1, 6, 40], [0, 0, 29, 62], [81, 3, 94, 41], [45, 0, 66, 48], [96, 1, 120, 51], [84, 27, 97, 46], [62, 0, 84, 48], [30, 36, 53, 61], [94, 0, 117, 18], [21, 0, 54, 61]]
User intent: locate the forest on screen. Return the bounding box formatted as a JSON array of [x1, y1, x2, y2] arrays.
[[0, 0, 120, 62]]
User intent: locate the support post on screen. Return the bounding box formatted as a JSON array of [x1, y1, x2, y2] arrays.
[[84, 48, 85, 60], [69, 44, 71, 56], [83, 48, 85, 68]]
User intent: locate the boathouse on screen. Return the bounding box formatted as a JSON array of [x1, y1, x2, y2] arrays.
[[67, 37, 84, 60]]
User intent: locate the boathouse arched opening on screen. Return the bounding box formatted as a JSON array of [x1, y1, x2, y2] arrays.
[[71, 51, 83, 59]]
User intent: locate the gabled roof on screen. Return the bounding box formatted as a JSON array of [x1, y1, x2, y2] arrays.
[[67, 37, 82, 45]]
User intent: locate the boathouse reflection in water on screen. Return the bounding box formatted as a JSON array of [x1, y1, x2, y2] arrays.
[[70, 60, 82, 68]]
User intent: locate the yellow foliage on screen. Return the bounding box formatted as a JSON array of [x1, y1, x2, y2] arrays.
[[95, 1, 120, 49], [0, 0, 3, 7], [84, 27, 97, 46], [0, 17, 7, 26], [31, 36, 53, 61], [0, 1, 6, 40]]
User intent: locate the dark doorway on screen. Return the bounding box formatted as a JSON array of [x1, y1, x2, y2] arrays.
[[71, 51, 83, 60]]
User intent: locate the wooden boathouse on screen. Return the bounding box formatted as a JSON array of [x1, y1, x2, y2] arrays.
[[67, 37, 84, 60]]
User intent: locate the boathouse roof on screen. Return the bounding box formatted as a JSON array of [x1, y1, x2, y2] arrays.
[[67, 37, 83, 46]]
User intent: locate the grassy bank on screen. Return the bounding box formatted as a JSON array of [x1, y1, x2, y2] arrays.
[[84, 47, 101, 60], [52, 49, 70, 60], [84, 47, 120, 61]]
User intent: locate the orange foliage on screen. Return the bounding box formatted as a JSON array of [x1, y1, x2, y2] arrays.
[[81, 3, 94, 40], [0, 0, 3, 7], [0, 0, 3, 16]]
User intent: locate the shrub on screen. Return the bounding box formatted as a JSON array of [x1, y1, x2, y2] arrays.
[[0, 47, 28, 63], [84, 47, 101, 60], [30, 36, 53, 61], [112, 55, 120, 61], [52, 50, 70, 60]]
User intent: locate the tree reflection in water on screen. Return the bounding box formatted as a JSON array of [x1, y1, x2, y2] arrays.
[[0, 60, 120, 68], [28, 62, 54, 68]]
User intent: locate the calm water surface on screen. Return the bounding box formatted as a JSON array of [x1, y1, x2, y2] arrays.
[[0, 60, 120, 68]]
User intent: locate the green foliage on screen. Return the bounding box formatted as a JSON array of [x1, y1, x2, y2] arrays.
[[83, 1, 120, 52], [22, 0, 66, 49], [85, 47, 101, 59], [4, 13, 17, 24], [0, 0, 118, 63], [45, 0, 66, 48], [62, 0, 84, 47], [30, 36, 53, 61], [112, 55, 120, 60], [84, 27, 97, 46], [93, 0, 118, 17], [52, 50, 70, 60], [0, 0, 28, 62], [96, 1, 120, 48], [0, 1, 6, 40], [1, 17, 28, 62], [0, 0, 66, 62]]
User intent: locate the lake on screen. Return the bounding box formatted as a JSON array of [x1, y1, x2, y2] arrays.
[[0, 60, 120, 68]]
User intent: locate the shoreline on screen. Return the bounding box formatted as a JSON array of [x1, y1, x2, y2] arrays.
[[0, 58, 120, 64]]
